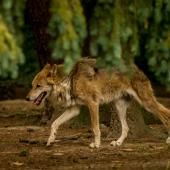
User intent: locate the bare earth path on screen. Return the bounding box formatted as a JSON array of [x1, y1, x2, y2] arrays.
[[0, 126, 170, 170], [0, 99, 170, 169]]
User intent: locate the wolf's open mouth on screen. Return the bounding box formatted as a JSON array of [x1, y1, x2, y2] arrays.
[[34, 92, 47, 105]]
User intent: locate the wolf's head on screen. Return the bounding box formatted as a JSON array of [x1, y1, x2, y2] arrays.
[[26, 64, 65, 105]]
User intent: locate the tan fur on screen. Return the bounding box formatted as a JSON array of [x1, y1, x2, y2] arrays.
[[26, 58, 170, 148]]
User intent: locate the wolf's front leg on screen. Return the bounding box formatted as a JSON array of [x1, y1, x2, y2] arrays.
[[87, 101, 101, 148], [47, 106, 80, 146]]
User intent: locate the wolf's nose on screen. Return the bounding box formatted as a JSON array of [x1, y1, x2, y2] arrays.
[[26, 96, 30, 101]]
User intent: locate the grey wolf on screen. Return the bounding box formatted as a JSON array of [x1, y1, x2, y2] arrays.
[[26, 58, 170, 148]]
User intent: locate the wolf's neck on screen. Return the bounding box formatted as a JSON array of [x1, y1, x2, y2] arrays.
[[61, 77, 77, 106], [61, 77, 71, 88], [61, 78, 71, 101]]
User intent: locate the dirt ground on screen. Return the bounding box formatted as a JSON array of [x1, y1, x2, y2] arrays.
[[0, 100, 170, 170], [0, 126, 170, 170]]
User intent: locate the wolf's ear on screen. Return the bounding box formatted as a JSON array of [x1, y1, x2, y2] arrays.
[[47, 64, 57, 77], [51, 64, 57, 76], [44, 63, 51, 70], [41, 63, 52, 77]]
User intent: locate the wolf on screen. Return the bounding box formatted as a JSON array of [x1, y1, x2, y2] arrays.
[[26, 58, 170, 148]]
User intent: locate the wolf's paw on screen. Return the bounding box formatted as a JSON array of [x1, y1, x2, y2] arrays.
[[89, 142, 100, 148], [46, 136, 55, 146], [166, 137, 170, 144], [110, 140, 122, 147]]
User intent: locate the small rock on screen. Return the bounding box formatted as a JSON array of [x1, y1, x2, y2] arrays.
[[53, 152, 64, 156], [13, 162, 24, 166]]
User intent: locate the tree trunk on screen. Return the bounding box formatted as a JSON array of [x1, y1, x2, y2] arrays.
[[25, 0, 50, 67], [108, 100, 167, 139], [25, 0, 54, 68]]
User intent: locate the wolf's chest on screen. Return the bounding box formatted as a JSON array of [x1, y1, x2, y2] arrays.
[[48, 90, 83, 108]]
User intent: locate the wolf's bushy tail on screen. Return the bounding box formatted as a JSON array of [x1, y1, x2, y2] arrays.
[[127, 67, 170, 131]]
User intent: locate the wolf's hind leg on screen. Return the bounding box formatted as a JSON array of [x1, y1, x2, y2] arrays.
[[47, 106, 80, 146], [110, 99, 129, 146]]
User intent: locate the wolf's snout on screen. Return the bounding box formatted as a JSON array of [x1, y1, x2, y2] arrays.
[[26, 96, 30, 101]]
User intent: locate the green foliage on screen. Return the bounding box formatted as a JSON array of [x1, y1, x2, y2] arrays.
[[89, 0, 140, 72], [90, 1, 120, 68], [0, 0, 170, 88], [0, 17, 24, 78], [144, 0, 170, 86], [89, 0, 170, 87], [48, 0, 87, 73], [0, 0, 25, 45], [0, 0, 25, 78], [48, 0, 170, 86]]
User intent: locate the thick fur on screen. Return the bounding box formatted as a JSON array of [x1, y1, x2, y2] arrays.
[[26, 58, 170, 148]]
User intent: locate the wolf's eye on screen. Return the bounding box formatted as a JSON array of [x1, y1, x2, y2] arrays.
[[36, 85, 41, 88]]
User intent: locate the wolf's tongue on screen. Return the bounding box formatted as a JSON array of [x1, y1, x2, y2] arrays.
[[34, 97, 41, 105], [34, 92, 45, 105]]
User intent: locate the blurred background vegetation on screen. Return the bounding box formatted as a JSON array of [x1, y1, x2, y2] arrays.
[[0, 0, 170, 88]]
